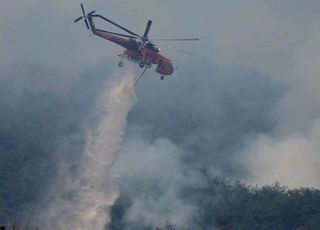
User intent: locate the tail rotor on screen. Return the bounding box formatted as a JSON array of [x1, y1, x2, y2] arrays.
[[74, 3, 95, 30]]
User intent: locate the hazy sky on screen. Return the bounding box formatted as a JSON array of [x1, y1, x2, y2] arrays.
[[2, 0, 318, 71], [1, 2, 319, 71]]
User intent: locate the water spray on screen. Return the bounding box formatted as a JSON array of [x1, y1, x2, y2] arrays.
[[42, 72, 136, 230]]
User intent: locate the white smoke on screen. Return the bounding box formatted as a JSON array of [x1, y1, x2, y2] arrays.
[[239, 21, 320, 188], [40, 72, 136, 229], [111, 136, 201, 229]]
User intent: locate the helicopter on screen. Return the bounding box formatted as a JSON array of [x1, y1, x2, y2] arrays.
[[74, 3, 199, 81]]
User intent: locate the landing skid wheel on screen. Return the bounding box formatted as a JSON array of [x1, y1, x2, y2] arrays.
[[160, 76, 164, 80], [139, 63, 145, 68], [118, 61, 124, 67]]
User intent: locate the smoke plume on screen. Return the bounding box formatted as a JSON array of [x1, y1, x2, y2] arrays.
[[40, 72, 136, 229], [238, 22, 320, 188]]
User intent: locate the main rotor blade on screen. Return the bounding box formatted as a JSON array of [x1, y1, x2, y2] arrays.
[[91, 14, 140, 37], [74, 16, 83, 23], [81, 3, 85, 15], [96, 29, 137, 39], [164, 46, 194, 55], [143, 20, 152, 40], [84, 18, 90, 29], [88, 10, 96, 15], [152, 38, 200, 41]]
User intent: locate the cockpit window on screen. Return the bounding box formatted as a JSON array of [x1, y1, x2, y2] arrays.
[[145, 42, 160, 52]]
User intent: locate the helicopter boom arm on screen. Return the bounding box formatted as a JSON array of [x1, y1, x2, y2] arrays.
[[88, 16, 135, 49], [91, 14, 140, 37]]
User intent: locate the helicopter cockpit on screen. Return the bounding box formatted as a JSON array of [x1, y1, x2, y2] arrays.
[[145, 42, 160, 52]]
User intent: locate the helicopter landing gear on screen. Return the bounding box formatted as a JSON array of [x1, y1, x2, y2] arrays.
[[118, 61, 124, 67], [118, 54, 124, 67], [139, 62, 145, 68], [160, 76, 164, 80]]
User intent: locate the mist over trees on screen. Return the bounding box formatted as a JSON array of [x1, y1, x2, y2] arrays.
[[1, 57, 320, 230], [1, 1, 320, 229], [0, 61, 113, 224], [2, 60, 320, 229], [110, 173, 320, 230]]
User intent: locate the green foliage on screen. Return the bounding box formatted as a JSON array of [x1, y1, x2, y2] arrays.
[[110, 173, 320, 230], [185, 174, 320, 230], [0, 222, 39, 230]]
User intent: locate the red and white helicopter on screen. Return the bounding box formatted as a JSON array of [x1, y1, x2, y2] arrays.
[[74, 4, 199, 81]]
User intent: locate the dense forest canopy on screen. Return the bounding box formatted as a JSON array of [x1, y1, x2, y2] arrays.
[[111, 174, 320, 230]]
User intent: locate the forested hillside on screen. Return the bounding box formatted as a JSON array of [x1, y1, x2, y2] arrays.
[[110, 173, 320, 230]]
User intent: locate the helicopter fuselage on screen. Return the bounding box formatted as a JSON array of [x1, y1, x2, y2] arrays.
[[88, 16, 174, 76]]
